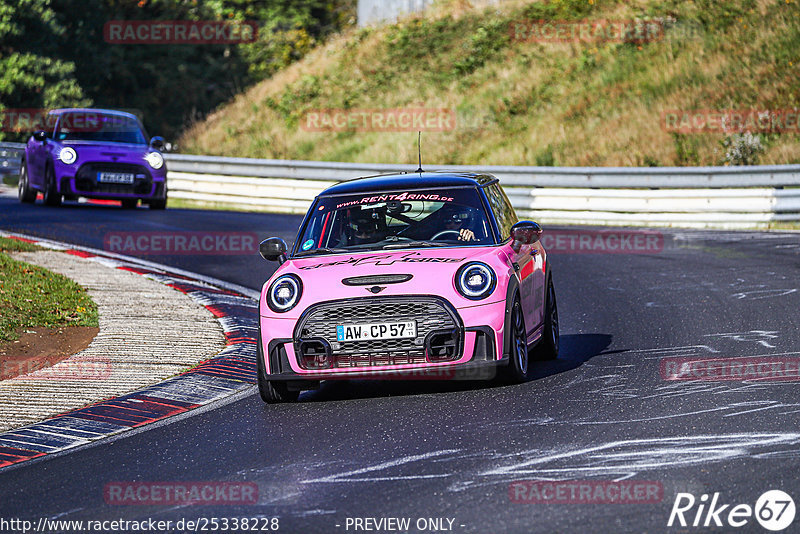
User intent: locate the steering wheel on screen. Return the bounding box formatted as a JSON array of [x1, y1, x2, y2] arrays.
[[431, 230, 461, 241]]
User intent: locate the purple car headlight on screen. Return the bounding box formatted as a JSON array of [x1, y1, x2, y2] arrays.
[[455, 262, 495, 300], [59, 147, 77, 164], [144, 152, 163, 169], [268, 274, 303, 312]]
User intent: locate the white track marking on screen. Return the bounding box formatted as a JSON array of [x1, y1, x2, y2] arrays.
[[731, 288, 797, 300], [302, 449, 461, 483]]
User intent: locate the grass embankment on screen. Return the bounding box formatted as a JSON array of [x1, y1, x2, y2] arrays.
[[181, 0, 800, 167], [0, 237, 98, 342]]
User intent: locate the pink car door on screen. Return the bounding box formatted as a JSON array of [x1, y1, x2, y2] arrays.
[[486, 184, 540, 338], [529, 237, 546, 333]]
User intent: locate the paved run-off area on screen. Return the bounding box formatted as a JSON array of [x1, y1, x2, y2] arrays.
[[0, 249, 225, 432]]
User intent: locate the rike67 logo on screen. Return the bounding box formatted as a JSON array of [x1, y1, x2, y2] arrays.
[[668, 490, 795, 531]]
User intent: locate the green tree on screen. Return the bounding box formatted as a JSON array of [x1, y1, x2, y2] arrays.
[[0, 0, 354, 142], [0, 0, 90, 140]]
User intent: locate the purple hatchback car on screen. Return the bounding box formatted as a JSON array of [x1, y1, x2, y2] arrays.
[[18, 108, 167, 209]]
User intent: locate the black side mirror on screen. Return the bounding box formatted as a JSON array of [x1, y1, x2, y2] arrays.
[[149, 136, 165, 151], [260, 237, 288, 263], [32, 130, 47, 143], [510, 220, 542, 253]]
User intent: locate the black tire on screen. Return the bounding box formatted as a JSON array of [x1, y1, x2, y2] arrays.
[[256, 332, 299, 403], [500, 296, 529, 383], [148, 196, 167, 210], [148, 182, 167, 210], [42, 165, 61, 207], [121, 199, 138, 209], [18, 159, 36, 204], [532, 276, 559, 360]]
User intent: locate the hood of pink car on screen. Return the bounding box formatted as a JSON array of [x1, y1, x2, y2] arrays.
[[261, 246, 513, 317]]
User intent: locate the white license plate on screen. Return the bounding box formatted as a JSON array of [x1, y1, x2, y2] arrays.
[[336, 321, 416, 342], [97, 172, 134, 184]]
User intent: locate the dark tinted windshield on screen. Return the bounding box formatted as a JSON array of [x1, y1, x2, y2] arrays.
[[295, 188, 494, 255], [55, 112, 148, 144]]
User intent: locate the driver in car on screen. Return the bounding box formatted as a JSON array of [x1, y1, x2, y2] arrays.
[[439, 204, 477, 242], [349, 211, 385, 245]]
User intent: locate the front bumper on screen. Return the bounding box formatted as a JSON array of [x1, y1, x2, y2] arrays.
[[261, 295, 507, 381], [264, 332, 505, 381], [57, 162, 166, 199]]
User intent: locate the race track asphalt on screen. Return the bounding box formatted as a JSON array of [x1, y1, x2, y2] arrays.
[[1, 194, 800, 533]]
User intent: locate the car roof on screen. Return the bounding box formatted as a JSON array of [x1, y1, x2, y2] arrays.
[[48, 108, 139, 120], [320, 171, 497, 196]]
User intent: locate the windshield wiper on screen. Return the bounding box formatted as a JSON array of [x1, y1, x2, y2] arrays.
[[382, 240, 448, 249], [294, 247, 348, 257]]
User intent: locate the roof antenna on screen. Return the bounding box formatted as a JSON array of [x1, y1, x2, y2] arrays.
[[414, 131, 424, 174]]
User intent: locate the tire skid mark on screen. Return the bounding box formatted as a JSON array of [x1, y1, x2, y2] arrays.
[[731, 288, 798, 300], [302, 449, 462, 484], [285, 433, 800, 494], [448, 433, 800, 492]]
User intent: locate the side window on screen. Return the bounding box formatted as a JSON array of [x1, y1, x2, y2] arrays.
[[485, 184, 518, 239]]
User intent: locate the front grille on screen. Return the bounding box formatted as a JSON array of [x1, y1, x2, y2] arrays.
[[294, 296, 462, 368], [74, 162, 153, 195]]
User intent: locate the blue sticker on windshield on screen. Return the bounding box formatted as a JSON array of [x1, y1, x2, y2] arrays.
[[302, 239, 315, 251]]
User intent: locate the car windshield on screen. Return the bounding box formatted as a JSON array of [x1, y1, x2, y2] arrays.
[[54, 112, 148, 144], [295, 188, 495, 255]]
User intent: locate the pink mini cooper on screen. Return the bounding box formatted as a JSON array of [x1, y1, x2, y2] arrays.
[[257, 172, 559, 402]]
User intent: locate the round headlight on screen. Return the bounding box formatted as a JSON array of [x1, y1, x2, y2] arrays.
[[267, 274, 303, 312], [59, 147, 77, 164], [145, 151, 164, 169], [455, 262, 496, 300]]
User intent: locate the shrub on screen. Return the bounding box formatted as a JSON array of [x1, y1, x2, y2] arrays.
[[721, 132, 765, 166]]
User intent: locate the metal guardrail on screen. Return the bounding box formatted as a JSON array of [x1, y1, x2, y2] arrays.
[[165, 154, 800, 228], [4, 146, 797, 228], [165, 153, 800, 188], [0, 142, 24, 176]]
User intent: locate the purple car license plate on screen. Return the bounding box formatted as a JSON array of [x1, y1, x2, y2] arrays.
[[336, 321, 416, 342], [97, 172, 134, 184]]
